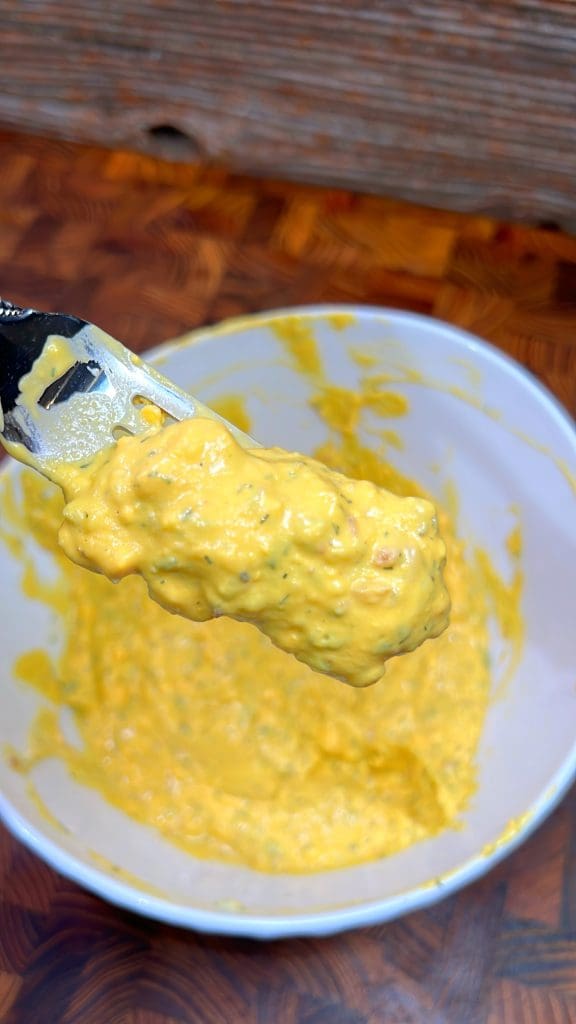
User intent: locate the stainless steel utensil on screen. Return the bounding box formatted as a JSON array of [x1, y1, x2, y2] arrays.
[[0, 297, 254, 480]]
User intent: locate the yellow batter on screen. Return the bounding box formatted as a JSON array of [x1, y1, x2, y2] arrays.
[[0, 320, 523, 874], [54, 416, 449, 688], [5, 438, 496, 873], [5, 332, 449, 687]]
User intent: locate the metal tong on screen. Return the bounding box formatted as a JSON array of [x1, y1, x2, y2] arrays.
[[0, 297, 254, 480]]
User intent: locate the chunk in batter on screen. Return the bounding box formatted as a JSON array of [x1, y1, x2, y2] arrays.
[[56, 417, 450, 686]]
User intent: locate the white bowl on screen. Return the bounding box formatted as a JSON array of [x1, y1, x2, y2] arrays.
[[1, 306, 576, 938]]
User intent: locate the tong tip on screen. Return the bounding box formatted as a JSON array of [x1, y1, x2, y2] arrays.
[[0, 297, 35, 323]]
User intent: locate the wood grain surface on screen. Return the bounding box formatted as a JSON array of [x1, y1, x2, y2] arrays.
[[0, 128, 576, 1023], [1, 2, 576, 229]]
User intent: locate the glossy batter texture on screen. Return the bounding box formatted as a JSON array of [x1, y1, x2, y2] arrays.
[[1, 316, 523, 874], [56, 417, 449, 687], [8, 445, 492, 872]]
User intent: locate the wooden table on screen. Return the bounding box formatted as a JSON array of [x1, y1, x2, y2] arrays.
[[0, 130, 575, 1024]]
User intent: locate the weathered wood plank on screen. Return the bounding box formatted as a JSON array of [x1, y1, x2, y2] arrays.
[[1, 1, 575, 226]]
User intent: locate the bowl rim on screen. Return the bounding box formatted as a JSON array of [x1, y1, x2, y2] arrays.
[[1, 303, 576, 939]]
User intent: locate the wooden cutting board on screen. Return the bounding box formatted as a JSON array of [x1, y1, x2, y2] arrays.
[[0, 129, 575, 1024]]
